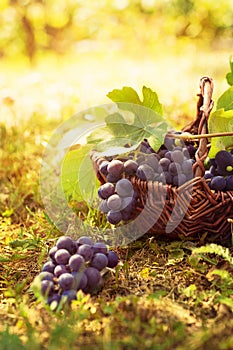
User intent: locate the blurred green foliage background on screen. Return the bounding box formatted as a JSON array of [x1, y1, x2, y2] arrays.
[[0, 0, 232, 62], [0, 0, 232, 128]]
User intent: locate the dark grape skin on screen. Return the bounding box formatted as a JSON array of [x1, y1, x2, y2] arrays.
[[124, 159, 138, 175], [115, 178, 133, 197], [99, 161, 109, 176], [58, 273, 74, 291], [99, 200, 109, 213], [107, 194, 122, 211], [210, 176, 226, 191], [215, 150, 233, 176], [91, 253, 108, 271], [136, 164, 154, 181], [77, 244, 93, 261], [41, 280, 54, 296], [107, 160, 124, 176], [39, 271, 54, 282], [72, 272, 88, 291], [42, 261, 56, 274], [159, 158, 170, 171], [168, 162, 181, 176], [61, 289, 77, 303], [84, 267, 101, 288], [98, 182, 115, 200], [93, 242, 108, 255], [107, 251, 119, 268], [204, 171, 213, 180], [77, 236, 93, 246], [173, 174, 187, 186], [56, 236, 76, 255], [171, 150, 185, 164], [49, 246, 58, 262], [145, 154, 159, 171], [54, 249, 71, 265], [54, 264, 69, 278], [226, 175, 233, 190], [107, 210, 122, 224], [69, 254, 85, 272]]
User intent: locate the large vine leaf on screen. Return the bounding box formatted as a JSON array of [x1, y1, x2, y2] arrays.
[[208, 109, 233, 158], [106, 86, 169, 152], [61, 144, 99, 202], [216, 86, 233, 111], [226, 56, 233, 86]]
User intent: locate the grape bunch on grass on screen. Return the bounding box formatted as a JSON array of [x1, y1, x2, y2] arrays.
[[35, 235, 119, 308]]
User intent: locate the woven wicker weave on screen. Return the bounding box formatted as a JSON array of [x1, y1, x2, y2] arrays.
[[91, 77, 233, 244]]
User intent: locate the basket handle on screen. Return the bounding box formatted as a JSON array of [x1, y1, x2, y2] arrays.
[[193, 76, 214, 177]]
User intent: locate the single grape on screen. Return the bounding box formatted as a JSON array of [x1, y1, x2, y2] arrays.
[[98, 182, 115, 199], [54, 249, 71, 265], [41, 280, 54, 296], [42, 261, 56, 274], [182, 159, 193, 175], [77, 236, 93, 246], [99, 200, 110, 213], [77, 244, 93, 261], [226, 175, 233, 190], [61, 289, 77, 303], [93, 242, 108, 255], [163, 136, 175, 149], [38, 271, 54, 282], [145, 154, 159, 171], [99, 161, 109, 176], [163, 171, 173, 185], [85, 267, 101, 289], [136, 164, 154, 181], [49, 246, 58, 262], [91, 253, 108, 271], [164, 151, 172, 161], [209, 165, 217, 176], [56, 236, 76, 255], [121, 196, 136, 211], [204, 171, 213, 180], [107, 210, 122, 224], [69, 254, 85, 272], [107, 194, 122, 211], [54, 264, 69, 278], [168, 162, 181, 176], [47, 293, 61, 307], [58, 273, 74, 291], [210, 176, 226, 191], [182, 147, 190, 158], [107, 160, 124, 176], [215, 150, 233, 176], [173, 174, 187, 186], [72, 272, 88, 291], [186, 144, 196, 158], [115, 179, 134, 197], [107, 251, 119, 268], [124, 159, 138, 175], [106, 173, 122, 183], [159, 158, 170, 171], [171, 150, 185, 164]]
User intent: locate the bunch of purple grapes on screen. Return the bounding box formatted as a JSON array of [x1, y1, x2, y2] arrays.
[[97, 137, 197, 224], [204, 150, 233, 191], [37, 235, 119, 307]]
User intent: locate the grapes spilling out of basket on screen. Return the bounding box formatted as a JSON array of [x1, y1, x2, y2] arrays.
[[97, 135, 233, 225], [97, 135, 197, 225], [205, 150, 233, 191], [35, 235, 119, 307]]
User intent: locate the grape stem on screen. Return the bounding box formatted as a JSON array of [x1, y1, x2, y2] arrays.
[[167, 131, 233, 140]]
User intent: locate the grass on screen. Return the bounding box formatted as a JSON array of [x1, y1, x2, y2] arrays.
[[1, 49, 233, 350]]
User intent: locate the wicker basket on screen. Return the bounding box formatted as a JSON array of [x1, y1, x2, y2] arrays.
[[90, 77, 233, 245]]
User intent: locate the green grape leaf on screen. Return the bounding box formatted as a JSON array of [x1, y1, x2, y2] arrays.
[[142, 86, 163, 115], [208, 108, 233, 158], [61, 144, 99, 202], [106, 86, 169, 152], [107, 86, 142, 105], [226, 56, 233, 86], [216, 86, 233, 111]]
